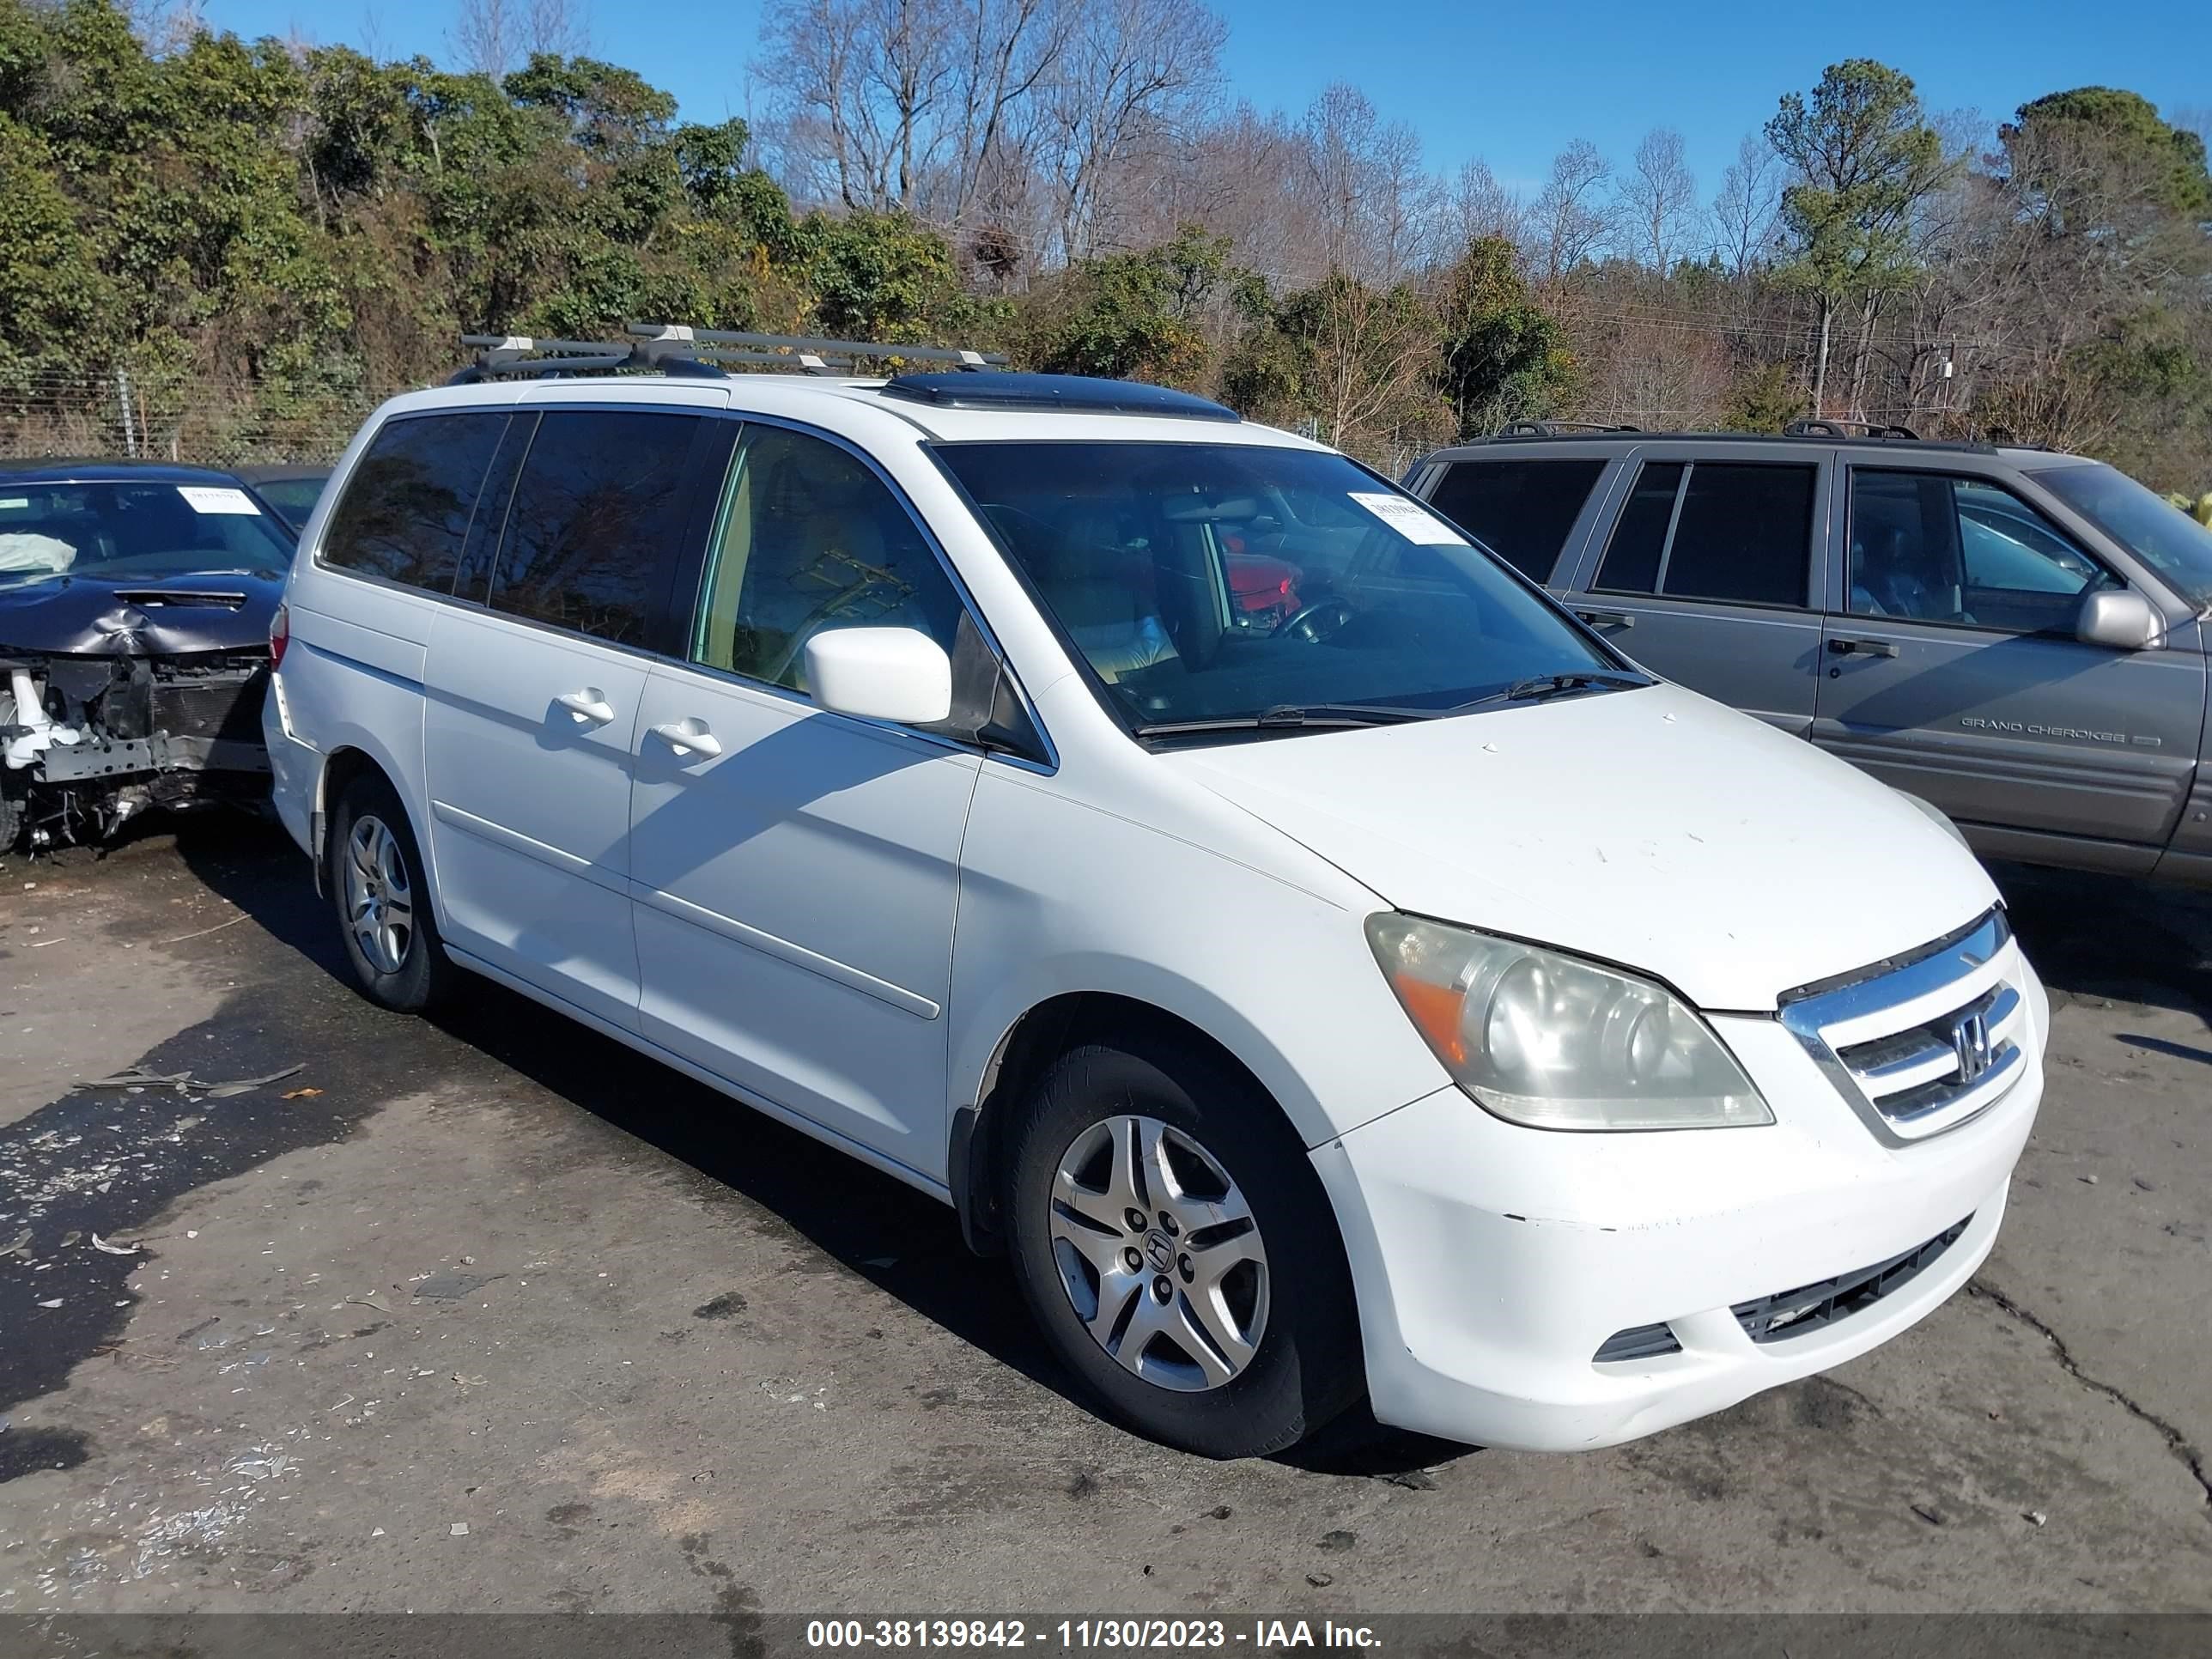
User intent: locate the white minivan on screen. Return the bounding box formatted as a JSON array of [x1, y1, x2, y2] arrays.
[[264, 345, 2046, 1457]]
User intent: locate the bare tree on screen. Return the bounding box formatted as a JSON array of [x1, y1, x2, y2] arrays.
[[1529, 139, 1613, 282], [1620, 127, 1697, 272], [1710, 131, 1781, 276], [757, 0, 965, 211], [1297, 83, 1429, 283], [1036, 0, 1224, 261], [947, 0, 1072, 226], [453, 0, 585, 76], [126, 0, 208, 54], [1437, 158, 1524, 254]]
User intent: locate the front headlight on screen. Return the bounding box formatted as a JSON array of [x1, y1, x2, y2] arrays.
[[1364, 914, 1773, 1131]]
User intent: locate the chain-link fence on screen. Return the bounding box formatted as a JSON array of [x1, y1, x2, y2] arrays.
[[0, 371, 409, 468]]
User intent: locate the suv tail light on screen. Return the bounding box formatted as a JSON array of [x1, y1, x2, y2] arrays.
[[269, 602, 289, 669]]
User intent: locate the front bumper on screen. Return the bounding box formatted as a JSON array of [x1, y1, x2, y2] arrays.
[[1315, 956, 2046, 1451]]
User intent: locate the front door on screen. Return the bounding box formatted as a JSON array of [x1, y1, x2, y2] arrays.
[[629, 421, 981, 1179], [1556, 453, 1828, 734], [1814, 465, 2208, 848], [423, 405, 713, 1030]]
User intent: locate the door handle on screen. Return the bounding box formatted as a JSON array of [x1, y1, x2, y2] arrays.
[[1827, 636, 1900, 659], [556, 688, 616, 724], [1577, 608, 1636, 630], [651, 720, 724, 759]]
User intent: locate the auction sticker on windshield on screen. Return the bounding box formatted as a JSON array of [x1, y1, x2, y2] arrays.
[[1348, 491, 1466, 544], [176, 485, 261, 515]]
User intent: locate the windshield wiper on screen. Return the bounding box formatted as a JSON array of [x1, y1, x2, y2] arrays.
[[1450, 672, 1650, 712], [1132, 702, 1437, 741]]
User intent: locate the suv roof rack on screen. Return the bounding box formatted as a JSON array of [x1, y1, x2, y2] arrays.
[[1784, 417, 1919, 440], [1500, 420, 1642, 436], [879, 372, 1240, 422], [450, 324, 1008, 385], [1438, 423, 2001, 457]]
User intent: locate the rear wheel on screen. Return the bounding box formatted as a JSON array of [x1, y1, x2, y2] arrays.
[[328, 773, 456, 1013], [1005, 1033, 1363, 1457]]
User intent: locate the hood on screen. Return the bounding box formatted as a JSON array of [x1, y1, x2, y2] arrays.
[[1159, 683, 1997, 1012], [0, 567, 283, 658]]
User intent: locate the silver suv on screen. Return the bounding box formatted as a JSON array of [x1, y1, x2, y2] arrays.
[[1407, 424, 2212, 886]]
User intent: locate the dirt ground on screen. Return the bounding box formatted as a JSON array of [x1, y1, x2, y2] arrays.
[[0, 823, 2207, 1617]]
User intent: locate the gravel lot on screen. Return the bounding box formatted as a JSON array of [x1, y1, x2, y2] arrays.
[[0, 824, 2207, 1616]]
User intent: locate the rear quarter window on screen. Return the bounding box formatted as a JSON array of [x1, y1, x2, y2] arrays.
[[321, 412, 511, 592], [1425, 458, 1607, 581]]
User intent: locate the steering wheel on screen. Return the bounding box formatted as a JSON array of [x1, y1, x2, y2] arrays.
[[1276, 597, 1354, 642]]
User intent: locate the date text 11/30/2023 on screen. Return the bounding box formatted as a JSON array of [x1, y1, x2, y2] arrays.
[[804, 1620, 1383, 1650]]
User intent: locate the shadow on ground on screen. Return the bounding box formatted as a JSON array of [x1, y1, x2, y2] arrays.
[[116, 824, 2210, 1479], [146, 821, 1462, 1471]]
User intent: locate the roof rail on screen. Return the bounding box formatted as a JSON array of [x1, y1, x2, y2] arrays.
[[1499, 420, 1643, 437], [1784, 418, 1920, 441], [448, 325, 1007, 385]]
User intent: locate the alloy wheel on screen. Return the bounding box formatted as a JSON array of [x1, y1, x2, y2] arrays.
[[344, 813, 415, 976], [1048, 1115, 1269, 1392]]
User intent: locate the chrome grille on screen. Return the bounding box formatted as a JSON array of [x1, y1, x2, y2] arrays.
[[1778, 910, 2025, 1146]]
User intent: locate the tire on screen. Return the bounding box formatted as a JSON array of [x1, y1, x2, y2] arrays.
[[327, 773, 458, 1013], [1005, 1032, 1364, 1458]]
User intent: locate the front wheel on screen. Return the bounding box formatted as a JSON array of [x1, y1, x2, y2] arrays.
[[1005, 1034, 1364, 1457], [328, 774, 458, 1013]]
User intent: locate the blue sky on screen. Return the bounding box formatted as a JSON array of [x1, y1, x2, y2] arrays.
[[204, 0, 2209, 201]]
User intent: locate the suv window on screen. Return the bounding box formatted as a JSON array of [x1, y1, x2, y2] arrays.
[[1594, 462, 1683, 593], [321, 412, 509, 592], [1849, 470, 2112, 633], [692, 424, 965, 695], [1594, 460, 1813, 606], [487, 410, 704, 644], [1426, 458, 1606, 580]]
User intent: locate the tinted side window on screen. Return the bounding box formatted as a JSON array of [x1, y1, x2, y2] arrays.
[[488, 410, 703, 643], [322, 413, 508, 592], [1850, 470, 2112, 633], [1427, 458, 1607, 581], [1594, 462, 1681, 592], [1663, 463, 1814, 606], [692, 425, 964, 696]]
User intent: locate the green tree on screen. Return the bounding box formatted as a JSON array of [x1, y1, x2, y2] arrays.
[[1431, 235, 1570, 439], [1024, 225, 1231, 385], [1765, 59, 1949, 415]]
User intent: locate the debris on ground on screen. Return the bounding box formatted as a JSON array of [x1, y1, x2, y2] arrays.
[[1318, 1529, 1356, 1552], [283, 1088, 324, 1100], [450, 1522, 470, 1537], [1379, 1468, 1437, 1491], [73, 1062, 303, 1100], [1306, 1572, 1334, 1588], [205, 1065, 305, 1099], [411, 1271, 501, 1301], [90, 1232, 140, 1255], [2027, 1510, 2049, 1527], [1911, 1504, 1946, 1526]]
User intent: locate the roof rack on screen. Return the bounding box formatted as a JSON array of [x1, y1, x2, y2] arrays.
[[1784, 418, 1920, 441], [450, 324, 1008, 385], [1499, 420, 1643, 436]]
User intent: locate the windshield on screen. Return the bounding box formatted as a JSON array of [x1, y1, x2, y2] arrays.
[[0, 479, 295, 590], [2030, 464, 2212, 611], [935, 441, 1621, 732]]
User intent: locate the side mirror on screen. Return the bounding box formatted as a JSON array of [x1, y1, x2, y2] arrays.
[[804, 628, 953, 725], [2075, 588, 2161, 651]]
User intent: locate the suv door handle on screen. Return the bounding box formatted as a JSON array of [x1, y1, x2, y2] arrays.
[[651, 720, 724, 759], [1827, 636, 1900, 659], [556, 688, 616, 723], [1576, 608, 1636, 630]]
